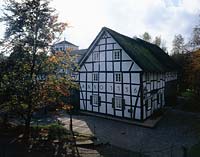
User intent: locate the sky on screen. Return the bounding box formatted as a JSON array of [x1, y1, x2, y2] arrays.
[[0, 0, 200, 52]]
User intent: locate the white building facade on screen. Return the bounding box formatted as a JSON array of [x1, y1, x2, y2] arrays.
[[52, 40, 79, 52], [78, 27, 178, 121]]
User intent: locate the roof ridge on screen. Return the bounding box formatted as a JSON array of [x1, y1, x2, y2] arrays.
[[80, 27, 179, 72], [103, 27, 138, 42]]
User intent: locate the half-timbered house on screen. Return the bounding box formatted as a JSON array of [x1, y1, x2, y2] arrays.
[[78, 27, 178, 121]]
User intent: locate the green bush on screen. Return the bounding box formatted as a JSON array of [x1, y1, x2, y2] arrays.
[[48, 123, 69, 140], [31, 123, 70, 140], [181, 89, 195, 98]]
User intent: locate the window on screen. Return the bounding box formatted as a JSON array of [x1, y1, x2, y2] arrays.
[[112, 97, 124, 109], [93, 95, 99, 105], [93, 73, 99, 82], [90, 95, 100, 106], [115, 97, 122, 109], [113, 50, 121, 60], [115, 73, 122, 82], [93, 52, 99, 61]]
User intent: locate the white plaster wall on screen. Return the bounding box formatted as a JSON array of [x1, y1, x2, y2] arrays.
[[135, 108, 141, 119], [122, 61, 132, 71], [80, 73, 86, 81], [123, 73, 130, 83], [131, 73, 140, 84], [99, 73, 105, 82], [100, 51, 105, 61], [85, 63, 92, 71], [124, 84, 130, 95], [100, 62, 105, 71]]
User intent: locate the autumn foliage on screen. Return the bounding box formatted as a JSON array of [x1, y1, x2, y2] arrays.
[[37, 50, 79, 110], [184, 50, 200, 96]]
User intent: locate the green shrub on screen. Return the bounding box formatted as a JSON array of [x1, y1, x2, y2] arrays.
[[48, 123, 69, 140], [181, 89, 195, 98]]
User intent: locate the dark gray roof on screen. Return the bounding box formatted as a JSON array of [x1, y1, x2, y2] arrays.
[[80, 27, 179, 72], [71, 49, 87, 56], [54, 40, 78, 47], [71, 49, 87, 62]]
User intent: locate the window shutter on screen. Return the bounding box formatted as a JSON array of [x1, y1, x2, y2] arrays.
[[112, 98, 115, 108], [98, 96, 101, 106], [90, 95, 93, 105], [122, 99, 125, 110]]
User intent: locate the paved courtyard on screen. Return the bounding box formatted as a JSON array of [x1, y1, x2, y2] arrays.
[[57, 109, 200, 157]]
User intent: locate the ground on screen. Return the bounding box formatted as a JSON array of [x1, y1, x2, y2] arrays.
[[0, 108, 199, 157], [57, 109, 200, 157]]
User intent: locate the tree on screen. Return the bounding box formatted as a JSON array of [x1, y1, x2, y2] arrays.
[[191, 26, 200, 49], [152, 36, 168, 52], [171, 34, 185, 55], [161, 39, 168, 53], [0, 0, 68, 137], [140, 32, 168, 52], [184, 50, 200, 96], [187, 15, 200, 50], [140, 32, 152, 42], [153, 36, 162, 47]]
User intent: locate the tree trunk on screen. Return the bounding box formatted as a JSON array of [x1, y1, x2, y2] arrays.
[[69, 111, 73, 132], [24, 114, 31, 140], [69, 110, 80, 157]]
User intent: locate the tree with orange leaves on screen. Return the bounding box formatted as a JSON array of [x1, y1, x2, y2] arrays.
[[0, 0, 72, 138], [184, 50, 200, 96], [38, 50, 79, 110]]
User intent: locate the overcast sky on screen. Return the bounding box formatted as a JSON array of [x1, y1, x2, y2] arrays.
[[0, 0, 200, 52]]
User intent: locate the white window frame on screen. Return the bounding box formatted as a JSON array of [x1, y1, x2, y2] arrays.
[[115, 97, 123, 109], [113, 50, 121, 60], [93, 73, 99, 82], [115, 73, 122, 83], [93, 52, 99, 61], [93, 95, 99, 105]]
